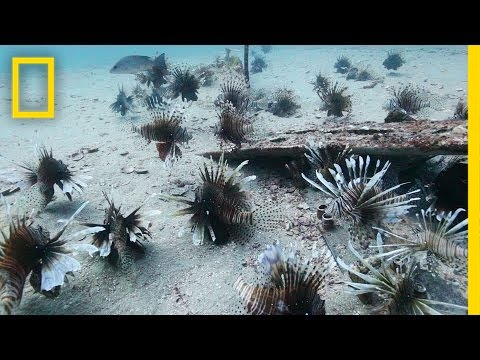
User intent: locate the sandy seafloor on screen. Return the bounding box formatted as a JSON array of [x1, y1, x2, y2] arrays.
[[0, 45, 468, 315]]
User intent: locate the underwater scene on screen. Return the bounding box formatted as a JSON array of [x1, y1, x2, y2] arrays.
[[0, 45, 468, 315]]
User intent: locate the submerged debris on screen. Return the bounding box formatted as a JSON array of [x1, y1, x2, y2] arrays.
[[110, 86, 135, 116], [406, 155, 467, 211], [317, 82, 352, 117], [0, 202, 97, 315], [217, 48, 243, 73], [235, 243, 334, 315], [82, 192, 151, 271], [337, 238, 467, 315]]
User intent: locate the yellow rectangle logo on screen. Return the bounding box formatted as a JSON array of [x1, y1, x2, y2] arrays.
[[11, 57, 54, 118]]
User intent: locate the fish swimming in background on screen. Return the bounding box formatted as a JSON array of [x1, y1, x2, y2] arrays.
[[110, 54, 166, 74], [0, 201, 98, 315], [110, 86, 135, 116]]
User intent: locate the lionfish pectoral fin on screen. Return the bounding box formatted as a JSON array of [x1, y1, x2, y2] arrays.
[[192, 224, 205, 245], [156, 142, 172, 161], [40, 254, 81, 291]]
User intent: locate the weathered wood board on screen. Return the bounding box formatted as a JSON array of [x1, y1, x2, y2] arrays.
[[201, 120, 467, 163]]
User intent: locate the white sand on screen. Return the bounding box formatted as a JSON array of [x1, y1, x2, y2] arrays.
[[0, 45, 467, 314]]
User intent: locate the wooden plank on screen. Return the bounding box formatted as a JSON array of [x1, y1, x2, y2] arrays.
[[201, 120, 467, 162]]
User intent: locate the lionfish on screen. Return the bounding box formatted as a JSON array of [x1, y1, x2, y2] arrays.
[[110, 86, 134, 116], [304, 140, 352, 182], [164, 153, 283, 245], [337, 237, 467, 315], [16, 147, 88, 215], [81, 192, 151, 271], [169, 67, 200, 102], [132, 111, 192, 167], [0, 202, 97, 315], [234, 243, 334, 315], [216, 80, 250, 114], [135, 53, 169, 89], [371, 207, 467, 263], [302, 155, 420, 246], [215, 102, 253, 149]]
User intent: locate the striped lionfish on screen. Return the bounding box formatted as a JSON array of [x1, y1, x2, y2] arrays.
[[15, 147, 88, 215], [165, 153, 283, 245], [302, 154, 420, 245], [304, 140, 352, 183], [110, 85, 135, 116], [371, 207, 467, 263], [132, 111, 191, 168], [81, 192, 151, 271], [215, 102, 253, 149], [337, 236, 467, 315], [0, 201, 97, 315], [234, 243, 334, 315]]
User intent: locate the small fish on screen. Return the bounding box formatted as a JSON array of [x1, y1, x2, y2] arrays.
[[110, 54, 166, 74]]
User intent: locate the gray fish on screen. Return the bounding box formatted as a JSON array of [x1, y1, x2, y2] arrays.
[[110, 53, 166, 74]]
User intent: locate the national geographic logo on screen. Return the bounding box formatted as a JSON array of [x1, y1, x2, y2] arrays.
[[11, 57, 54, 118]]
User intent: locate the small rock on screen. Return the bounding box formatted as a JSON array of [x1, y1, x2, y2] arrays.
[[120, 151, 129, 156], [1, 185, 20, 196], [456, 88, 463, 92], [135, 169, 148, 174], [297, 203, 310, 210], [170, 188, 188, 196], [122, 166, 134, 174], [71, 152, 84, 161]]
